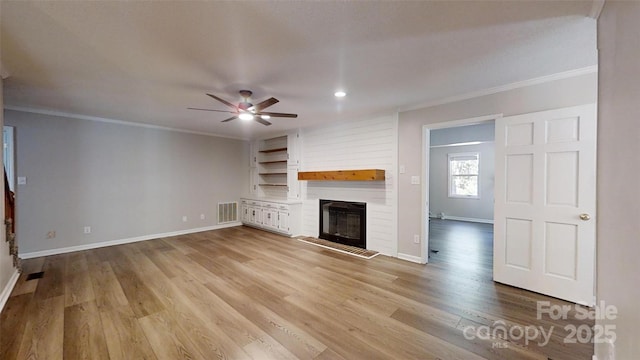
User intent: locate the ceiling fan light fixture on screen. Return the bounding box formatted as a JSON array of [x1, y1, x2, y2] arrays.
[[238, 113, 254, 121], [190, 90, 297, 126]]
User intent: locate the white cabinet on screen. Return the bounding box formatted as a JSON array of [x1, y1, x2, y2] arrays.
[[241, 200, 265, 226], [241, 200, 250, 222], [277, 205, 290, 232], [249, 141, 258, 168], [262, 203, 279, 231], [240, 198, 301, 237], [287, 131, 300, 166]]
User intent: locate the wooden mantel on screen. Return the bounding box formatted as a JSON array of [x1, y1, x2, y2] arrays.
[[297, 169, 385, 181]]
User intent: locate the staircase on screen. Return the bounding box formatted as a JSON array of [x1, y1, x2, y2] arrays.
[[5, 170, 19, 271]]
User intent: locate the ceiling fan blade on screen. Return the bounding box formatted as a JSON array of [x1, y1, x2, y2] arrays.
[[254, 117, 272, 126], [252, 97, 279, 112], [206, 93, 237, 110], [221, 116, 238, 123], [259, 112, 298, 118], [187, 107, 236, 113]]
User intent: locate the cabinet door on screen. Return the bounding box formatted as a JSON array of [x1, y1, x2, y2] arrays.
[[250, 141, 258, 168], [254, 207, 263, 225], [287, 166, 300, 200], [264, 209, 278, 230], [278, 210, 290, 233], [241, 203, 250, 223], [287, 132, 300, 166], [249, 168, 258, 195]]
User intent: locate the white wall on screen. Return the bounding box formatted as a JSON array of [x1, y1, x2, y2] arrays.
[[4, 110, 249, 256], [398, 71, 598, 257], [429, 123, 495, 222], [429, 144, 494, 222], [300, 115, 398, 256], [430, 123, 495, 146], [595, 2, 640, 359]]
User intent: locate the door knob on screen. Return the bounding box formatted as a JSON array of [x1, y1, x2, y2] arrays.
[[579, 213, 591, 221]]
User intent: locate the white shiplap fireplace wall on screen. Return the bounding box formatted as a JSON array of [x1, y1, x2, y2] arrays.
[[300, 115, 398, 256]]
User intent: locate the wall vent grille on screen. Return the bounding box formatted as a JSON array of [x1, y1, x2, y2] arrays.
[[218, 202, 238, 224]]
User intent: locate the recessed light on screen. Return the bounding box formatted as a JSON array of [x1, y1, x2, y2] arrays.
[[334, 91, 346, 98], [238, 113, 254, 121]]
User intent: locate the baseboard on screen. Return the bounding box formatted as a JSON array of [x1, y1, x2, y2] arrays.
[[397, 253, 423, 264], [441, 216, 494, 224], [19, 222, 242, 259], [0, 269, 20, 313]]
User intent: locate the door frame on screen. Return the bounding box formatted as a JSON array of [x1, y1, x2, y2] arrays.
[[420, 114, 502, 263]]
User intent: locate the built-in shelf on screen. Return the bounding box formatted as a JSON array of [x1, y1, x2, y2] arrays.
[[259, 160, 288, 164], [298, 169, 385, 181], [259, 172, 288, 176], [259, 147, 288, 153], [259, 184, 287, 187]]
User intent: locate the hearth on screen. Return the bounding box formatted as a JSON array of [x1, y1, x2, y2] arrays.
[[319, 200, 366, 249]]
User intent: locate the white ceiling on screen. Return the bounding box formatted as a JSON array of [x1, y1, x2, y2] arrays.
[[1, 1, 597, 139]]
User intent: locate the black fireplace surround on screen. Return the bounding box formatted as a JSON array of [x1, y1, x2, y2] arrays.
[[319, 200, 366, 249]]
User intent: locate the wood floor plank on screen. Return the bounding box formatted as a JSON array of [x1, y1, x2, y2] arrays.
[[137, 310, 207, 360], [65, 253, 96, 307], [63, 300, 110, 360], [99, 305, 157, 360], [16, 295, 65, 360], [0, 293, 33, 360], [191, 276, 327, 359], [107, 250, 164, 318], [141, 271, 254, 360], [89, 260, 129, 310], [34, 254, 66, 300]]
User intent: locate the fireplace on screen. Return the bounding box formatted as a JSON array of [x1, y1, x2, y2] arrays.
[[319, 200, 366, 249]]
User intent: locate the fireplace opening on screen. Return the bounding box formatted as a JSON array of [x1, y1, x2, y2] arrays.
[[319, 200, 366, 249]]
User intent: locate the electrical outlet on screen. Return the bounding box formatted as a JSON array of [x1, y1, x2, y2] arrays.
[[182, 216, 188, 222], [84, 226, 91, 234], [411, 176, 420, 185], [413, 234, 420, 244], [200, 214, 205, 220], [46, 231, 56, 239]]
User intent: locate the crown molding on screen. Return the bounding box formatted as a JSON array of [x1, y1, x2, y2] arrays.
[[3, 105, 249, 141], [400, 65, 598, 113]]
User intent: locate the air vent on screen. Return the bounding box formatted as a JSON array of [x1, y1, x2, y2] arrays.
[[218, 202, 238, 224]]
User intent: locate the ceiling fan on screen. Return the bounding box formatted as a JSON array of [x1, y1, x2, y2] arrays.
[[188, 90, 298, 126]]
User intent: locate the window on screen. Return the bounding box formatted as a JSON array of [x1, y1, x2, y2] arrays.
[[448, 152, 479, 198]]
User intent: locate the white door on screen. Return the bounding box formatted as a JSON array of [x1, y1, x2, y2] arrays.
[[494, 104, 596, 305]]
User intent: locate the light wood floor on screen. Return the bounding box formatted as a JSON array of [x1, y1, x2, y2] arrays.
[[1, 223, 593, 359]]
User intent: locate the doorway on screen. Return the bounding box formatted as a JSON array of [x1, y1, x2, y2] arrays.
[[421, 115, 499, 264], [426, 121, 496, 275]]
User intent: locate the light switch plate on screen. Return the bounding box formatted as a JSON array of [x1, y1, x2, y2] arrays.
[[399, 165, 406, 174], [17, 176, 26, 185]]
